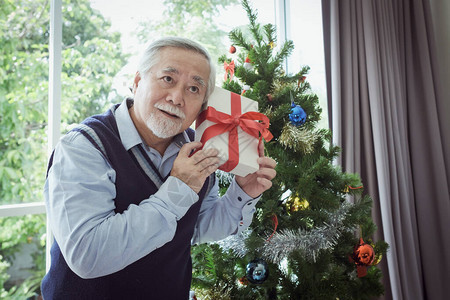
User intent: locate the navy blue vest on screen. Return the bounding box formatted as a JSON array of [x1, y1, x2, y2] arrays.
[[42, 103, 213, 299]]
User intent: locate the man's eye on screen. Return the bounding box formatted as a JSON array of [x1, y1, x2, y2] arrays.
[[162, 76, 173, 83], [189, 86, 199, 93]]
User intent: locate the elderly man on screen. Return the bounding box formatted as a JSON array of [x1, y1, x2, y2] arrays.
[[41, 37, 276, 299]]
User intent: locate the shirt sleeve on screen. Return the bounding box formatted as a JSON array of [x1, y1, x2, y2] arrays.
[[192, 175, 260, 244], [45, 131, 199, 279]]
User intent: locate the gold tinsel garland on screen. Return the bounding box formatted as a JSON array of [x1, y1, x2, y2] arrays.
[[279, 123, 318, 154]]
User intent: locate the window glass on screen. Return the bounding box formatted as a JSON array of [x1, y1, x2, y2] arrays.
[[90, 0, 276, 97], [0, 214, 46, 298], [0, 0, 50, 205], [288, 0, 328, 128], [0, 1, 50, 296]]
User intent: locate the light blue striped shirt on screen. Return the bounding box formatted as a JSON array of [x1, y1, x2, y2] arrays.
[[44, 99, 259, 279]]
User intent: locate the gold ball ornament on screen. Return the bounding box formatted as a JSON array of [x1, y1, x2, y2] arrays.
[[370, 243, 383, 266], [287, 196, 309, 212]]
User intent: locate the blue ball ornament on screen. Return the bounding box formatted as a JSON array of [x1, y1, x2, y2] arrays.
[[289, 103, 307, 126], [246, 258, 269, 284]]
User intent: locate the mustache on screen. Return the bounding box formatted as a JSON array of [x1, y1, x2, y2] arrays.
[[154, 103, 186, 120]]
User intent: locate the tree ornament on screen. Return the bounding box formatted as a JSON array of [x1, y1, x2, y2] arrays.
[[287, 195, 309, 212], [189, 290, 198, 300], [241, 84, 251, 95], [243, 56, 253, 70], [266, 214, 279, 241], [297, 75, 306, 87], [266, 93, 273, 102], [351, 237, 375, 277], [269, 41, 276, 49], [218, 202, 352, 264], [289, 103, 307, 126], [279, 123, 318, 154], [370, 243, 383, 266], [246, 258, 269, 284], [343, 185, 364, 193], [223, 60, 235, 82], [262, 203, 352, 263], [229, 45, 236, 54], [289, 92, 307, 126], [238, 276, 249, 285]]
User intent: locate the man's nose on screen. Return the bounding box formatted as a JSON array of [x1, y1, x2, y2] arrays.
[[167, 86, 184, 106]]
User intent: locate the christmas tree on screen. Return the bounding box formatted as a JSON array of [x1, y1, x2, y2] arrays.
[[191, 1, 388, 299]]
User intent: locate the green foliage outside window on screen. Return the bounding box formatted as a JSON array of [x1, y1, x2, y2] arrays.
[[0, 0, 127, 205], [0, 0, 126, 296], [136, 0, 239, 63], [0, 215, 46, 299]]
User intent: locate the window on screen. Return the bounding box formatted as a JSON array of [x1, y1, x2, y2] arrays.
[[1, 0, 327, 296]]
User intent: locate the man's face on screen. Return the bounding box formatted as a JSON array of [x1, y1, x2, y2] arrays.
[[131, 47, 210, 140]]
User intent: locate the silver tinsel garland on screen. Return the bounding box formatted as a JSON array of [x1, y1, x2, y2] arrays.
[[216, 202, 352, 264], [216, 229, 251, 258]]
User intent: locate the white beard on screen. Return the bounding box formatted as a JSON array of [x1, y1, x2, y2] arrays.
[[146, 103, 186, 139]]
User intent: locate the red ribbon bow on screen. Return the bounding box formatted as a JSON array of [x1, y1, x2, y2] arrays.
[[196, 93, 273, 172], [224, 60, 235, 81]]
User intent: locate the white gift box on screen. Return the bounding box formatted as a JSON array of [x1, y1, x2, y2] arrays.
[[195, 87, 262, 177]]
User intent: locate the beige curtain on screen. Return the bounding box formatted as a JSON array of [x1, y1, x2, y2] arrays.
[[321, 0, 450, 299]]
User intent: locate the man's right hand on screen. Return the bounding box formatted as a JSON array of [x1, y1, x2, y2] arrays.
[[171, 142, 220, 193]]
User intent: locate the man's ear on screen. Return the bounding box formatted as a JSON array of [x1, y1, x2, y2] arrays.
[[132, 71, 141, 94]]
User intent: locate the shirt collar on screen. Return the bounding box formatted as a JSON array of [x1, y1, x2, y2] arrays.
[[114, 98, 191, 151]]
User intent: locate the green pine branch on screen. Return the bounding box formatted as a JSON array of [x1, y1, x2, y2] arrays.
[[241, 0, 262, 48]]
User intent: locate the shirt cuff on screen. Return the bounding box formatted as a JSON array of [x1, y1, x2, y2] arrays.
[[226, 179, 261, 233], [152, 176, 199, 220], [226, 178, 261, 205]]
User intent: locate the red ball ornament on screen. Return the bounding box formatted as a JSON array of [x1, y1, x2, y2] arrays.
[[229, 45, 236, 54], [352, 237, 375, 277], [239, 276, 249, 285]]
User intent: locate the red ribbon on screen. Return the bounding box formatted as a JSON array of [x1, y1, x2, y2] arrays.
[[224, 60, 235, 81], [349, 185, 363, 190], [266, 214, 279, 242], [196, 92, 273, 172]]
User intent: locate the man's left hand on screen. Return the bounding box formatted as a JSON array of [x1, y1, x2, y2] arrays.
[[235, 142, 277, 198]]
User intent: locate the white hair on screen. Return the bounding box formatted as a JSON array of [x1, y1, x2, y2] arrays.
[[137, 37, 216, 108]]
